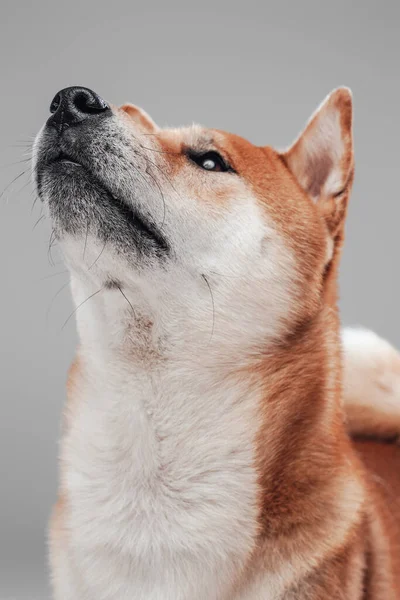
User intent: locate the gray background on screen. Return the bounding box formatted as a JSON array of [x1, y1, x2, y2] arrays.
[[1, 1, 399, 598]]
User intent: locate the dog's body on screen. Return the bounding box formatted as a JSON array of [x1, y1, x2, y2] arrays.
[[33, 87, 400, 599]]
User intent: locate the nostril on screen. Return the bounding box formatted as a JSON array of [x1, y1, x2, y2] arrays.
[[74, 91, 109, 114], [50, 93, 61, 114], [75, 92, 92, 113]]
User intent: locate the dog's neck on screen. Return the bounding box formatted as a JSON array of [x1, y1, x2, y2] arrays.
[[70, 268, 355, 496], [67, 272, 364, 598]]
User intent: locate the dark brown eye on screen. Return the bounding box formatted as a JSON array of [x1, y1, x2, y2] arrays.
[[189, 151, 230, 172]]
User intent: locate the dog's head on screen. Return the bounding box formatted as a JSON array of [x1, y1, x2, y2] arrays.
[[34, 87, 353, 357]]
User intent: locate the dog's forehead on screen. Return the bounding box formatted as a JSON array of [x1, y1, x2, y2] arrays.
[[153, 125, 212, 154]]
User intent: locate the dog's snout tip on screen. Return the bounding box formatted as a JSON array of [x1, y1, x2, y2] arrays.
[[47, 86, 111, 130]]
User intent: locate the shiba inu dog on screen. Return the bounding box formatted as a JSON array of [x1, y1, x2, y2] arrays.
[[33, 86, 400, 599]]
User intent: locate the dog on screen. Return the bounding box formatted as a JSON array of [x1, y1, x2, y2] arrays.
[[33, 87, 400, 599]]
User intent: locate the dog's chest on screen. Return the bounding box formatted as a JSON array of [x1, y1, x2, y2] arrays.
[[62, 365, 260, 599]]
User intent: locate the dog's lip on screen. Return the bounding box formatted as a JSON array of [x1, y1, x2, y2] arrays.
[[53, 153, 82, 167]]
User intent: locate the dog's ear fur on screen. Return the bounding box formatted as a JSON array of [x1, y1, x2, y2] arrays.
[[120, 103, 159, 133], [281, 88, 354, 238]]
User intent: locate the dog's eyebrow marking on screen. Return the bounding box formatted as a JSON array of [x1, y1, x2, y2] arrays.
[[194, 135, 215, 150], [183, 130, 215, 152]]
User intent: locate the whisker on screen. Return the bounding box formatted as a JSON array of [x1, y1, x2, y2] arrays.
[[13, 178, 33, 199], [123, 159, 168, 230], [39, 269, 69, 282], [88, 239, 107, 270], [144, 164, 166, 228], [129, 161, 155, 197], [83, 220, 89, 260], [201, 274, 216, 344], [131, 132, 184, 206], [144, 155, 184, 203], [61, 287, 104, 331], [8, 146, 34, 155], [46, 280, 71, 323], [117, 285, 136, 316], [48, 229, 57, 266], [31, 193, 40, 213], [209, 270, 240, 279], [0, 169, 29, 200], [0, 157, 32, 169], [33, 214, 45, 230]]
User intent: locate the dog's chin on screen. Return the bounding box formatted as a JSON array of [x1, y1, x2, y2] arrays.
[[36, 158, 170, 259]]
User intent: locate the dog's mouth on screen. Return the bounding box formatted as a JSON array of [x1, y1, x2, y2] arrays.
[[40, 150, 169, 254], [53, 152, 82, 168]]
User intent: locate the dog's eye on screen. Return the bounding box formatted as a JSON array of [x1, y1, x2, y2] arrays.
[[189, 151, 230, 173]]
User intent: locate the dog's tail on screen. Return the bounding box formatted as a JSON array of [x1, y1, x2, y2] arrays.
[[342, 328, 400, 441]]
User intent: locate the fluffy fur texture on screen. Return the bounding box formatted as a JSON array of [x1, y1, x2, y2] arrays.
[[33, 87, 400, 599]]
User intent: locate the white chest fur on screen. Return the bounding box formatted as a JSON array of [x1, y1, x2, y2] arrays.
[[62, 355, 261, 600]]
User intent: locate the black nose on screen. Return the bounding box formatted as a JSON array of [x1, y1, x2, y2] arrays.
[[47, 86, 110, 131]]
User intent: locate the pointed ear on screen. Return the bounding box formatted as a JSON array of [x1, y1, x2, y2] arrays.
[[281, 88, 354, 236], [120, 103, 159, 133]]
